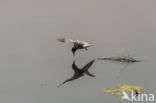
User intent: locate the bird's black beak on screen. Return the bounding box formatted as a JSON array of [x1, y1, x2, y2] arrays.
[[72, 48, 76, 56]]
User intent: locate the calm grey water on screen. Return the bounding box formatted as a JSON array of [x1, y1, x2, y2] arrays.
[[0, 0, 156, 103]]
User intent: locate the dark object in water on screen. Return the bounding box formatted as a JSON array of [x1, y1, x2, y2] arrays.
[[57, 59, 95, 88], [135, 90, 139, 96], [98, 56, 141, 63]]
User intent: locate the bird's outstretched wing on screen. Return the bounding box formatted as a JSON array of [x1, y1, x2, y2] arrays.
[[78, 41, 88, 45], [82, 60, 95, 77], [82, 60, 95, 71], [85, 71, 95, 77], [57, 60, 82, 88], [79, 41, 94, 47], [57, 73, 82, 88], [57, 38, 76, 44]]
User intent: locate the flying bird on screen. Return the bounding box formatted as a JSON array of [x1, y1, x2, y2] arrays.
[[57, 59, 95, 88], [57, 38, 94, 56]]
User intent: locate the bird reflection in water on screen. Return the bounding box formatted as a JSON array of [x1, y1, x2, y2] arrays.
[[57, 59, 95, 88]]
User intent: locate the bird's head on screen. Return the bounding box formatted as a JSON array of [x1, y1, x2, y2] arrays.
[[72, 48, 76, 56]]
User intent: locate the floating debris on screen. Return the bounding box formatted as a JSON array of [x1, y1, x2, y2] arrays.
[[104, 85, 145, 100], [40, 82, 47, 87], [98, 55, 141, 63]]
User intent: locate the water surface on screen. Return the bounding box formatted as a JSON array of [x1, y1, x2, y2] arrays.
[[0, 0, 156, 103]]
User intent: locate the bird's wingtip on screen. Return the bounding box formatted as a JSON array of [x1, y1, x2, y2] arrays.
[[89, 44, 94, 47], [57, 83, 63, 88], [57, 38, 66, 42]]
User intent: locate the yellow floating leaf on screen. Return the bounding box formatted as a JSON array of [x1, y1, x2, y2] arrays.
[[104, 84, 145, 100]]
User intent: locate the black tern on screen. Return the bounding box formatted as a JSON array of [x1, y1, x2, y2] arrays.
[[57, 59, 95, 88], [57, 38, 94, 56]]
